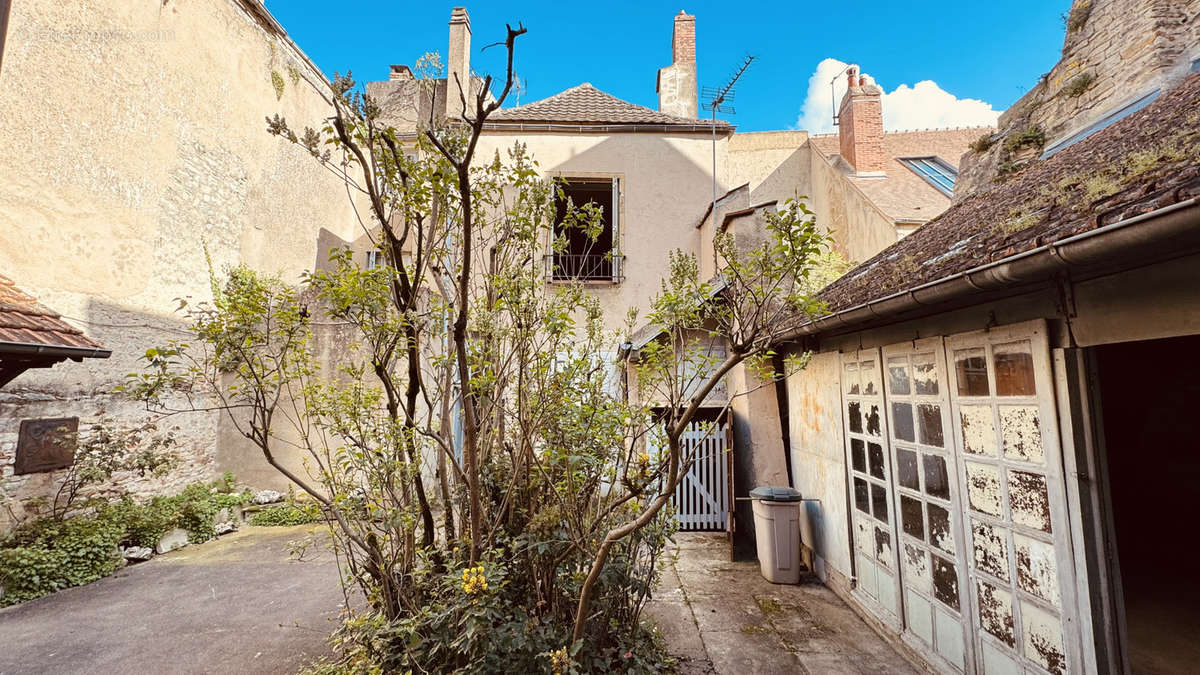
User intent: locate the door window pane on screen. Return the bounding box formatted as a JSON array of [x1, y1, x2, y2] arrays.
[[1009, 470, 1052, 533], [904, 544, 930, 592], [892, 402, 915, 441], [1015, 534, 1060, 604], [966, 462, 1003, 516], [954, 348, 990, 396], [851, 438, 866, 473], [854, 478, 870, 513], [932, 555, 960, 610], [928, 503, 955, 554], [897, 448, 920, 490], [994, 340, 1036, 396], [888, 357, 911, 395], [1000, 405, 1044, 464], [960, 405, 997, 456], [844, 362, 860, 394], [918, 403, 944, 447], [865, 404, 882, 436], [871, 483, 889, 522], [913, 355, 938, 395], [923, 454, 951, 500], [977, 581, 1016, 646], [848, 401, 862, 433], [868, 442, 886, 479], [875, 526, 892, 564], [901, 495, 925, 540], [860, 360, 878, 395], [972, 519, 1010, 581]]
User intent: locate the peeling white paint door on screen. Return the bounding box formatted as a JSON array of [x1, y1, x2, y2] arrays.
[[945, 320, 1079, 675], [841, 350, 903, 627], [882, 338, 972, 672]]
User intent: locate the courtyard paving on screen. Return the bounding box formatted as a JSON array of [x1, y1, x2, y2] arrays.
[[645, 532, 921, 674], [0, 524, 343, 675]]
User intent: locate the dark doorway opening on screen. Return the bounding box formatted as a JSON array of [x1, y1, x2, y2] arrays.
[[1094, 334, 1200, 674]]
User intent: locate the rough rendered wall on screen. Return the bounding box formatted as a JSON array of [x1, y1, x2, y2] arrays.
[[725, 131, 812, 206], [956, 0, 1200, 199], [0, 0, 361, 526], [785, 350, 850, 581], [808, 147, 898, 265]]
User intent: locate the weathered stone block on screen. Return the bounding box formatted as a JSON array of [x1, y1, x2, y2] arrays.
[[156, 528, 189, 555]]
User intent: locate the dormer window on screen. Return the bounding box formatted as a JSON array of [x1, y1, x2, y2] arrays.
[[899, 157, 957, 197], [548, 177, 622, 282]]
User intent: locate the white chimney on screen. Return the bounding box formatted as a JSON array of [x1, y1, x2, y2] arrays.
[[447, 7, 472, 117]]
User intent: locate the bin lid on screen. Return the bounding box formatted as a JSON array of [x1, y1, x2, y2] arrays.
[[749, 486, 803, 502]]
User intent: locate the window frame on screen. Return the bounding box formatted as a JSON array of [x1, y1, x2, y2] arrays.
[[545, 172, 624, 284], [899, 156, 958, 197]]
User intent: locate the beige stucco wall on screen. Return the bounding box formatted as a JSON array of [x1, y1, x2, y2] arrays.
[[726, 131, 811, 206], [809, 148, 898, 265], [474, 130, 728, 329], [0, 0, 362, 524], [784, 351, 850, 581]]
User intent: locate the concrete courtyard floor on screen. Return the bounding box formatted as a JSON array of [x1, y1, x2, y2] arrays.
[[645, 532, 920, 674], [0, 524, 343, 675]]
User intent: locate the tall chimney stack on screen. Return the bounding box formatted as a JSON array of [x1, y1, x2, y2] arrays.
[[447, 7, 472, 117], [656, 11, 698, 118], [838, 67, 886, 174]]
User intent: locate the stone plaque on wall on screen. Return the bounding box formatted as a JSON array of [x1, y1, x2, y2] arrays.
[[14, 417, 78, 475]]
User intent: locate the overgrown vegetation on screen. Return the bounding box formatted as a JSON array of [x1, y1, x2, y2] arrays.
[[969, 132, 995, 153], [0, 476, 252, 607], [122, 20, 832, 673], [250, 500, 323, 527], [1064, 0, 1093, 33], [1004, 126, 1046, 153], [1062, 71, 1095, 98]]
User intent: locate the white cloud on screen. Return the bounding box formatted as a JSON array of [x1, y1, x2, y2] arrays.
[[795, 58, 1000, 134]]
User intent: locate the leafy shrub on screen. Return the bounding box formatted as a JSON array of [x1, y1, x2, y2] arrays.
[[1004, 126, 1046, 153], [0, 514, 124, 606], [969, 133, 995, 153], [249, 501, 323, 526], [0, 477, 254, 606]]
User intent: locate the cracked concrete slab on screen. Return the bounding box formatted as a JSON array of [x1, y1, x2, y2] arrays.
[[647, 532, 919, 675], [0, 524, 342, 675]]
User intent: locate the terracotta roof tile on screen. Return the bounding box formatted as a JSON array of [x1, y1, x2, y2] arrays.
[[489, 83, 731, 127], [0, 275, 106, 352], [816, 72, 1200, 315]]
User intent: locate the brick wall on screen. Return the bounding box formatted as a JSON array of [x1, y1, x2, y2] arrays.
[[838, 73, 886, 174], [956, 0, 1200, 199], [672, 12, 695, 64]]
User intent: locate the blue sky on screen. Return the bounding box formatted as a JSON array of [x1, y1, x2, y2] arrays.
[[267, 1, 1069, 133]]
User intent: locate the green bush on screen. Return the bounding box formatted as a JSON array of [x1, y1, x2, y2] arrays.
[[0, 514, 124, 606], [0, 477, 254, 606], [249, 501, 323, 526]]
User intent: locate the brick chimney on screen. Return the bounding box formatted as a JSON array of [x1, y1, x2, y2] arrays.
[[838, 67, 886, 174], [447, 7, 472, 116], [656, 11, 698, 118]]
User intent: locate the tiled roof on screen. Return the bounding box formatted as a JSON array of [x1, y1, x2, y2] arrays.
[[0, 275, 107, 352], [489, 83, 731, 128], [816, 72, 1200, 315], [809, 127, 988, 223]]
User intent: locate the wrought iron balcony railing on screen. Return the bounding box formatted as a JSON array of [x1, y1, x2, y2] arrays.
[[544, 253, 624, 282]]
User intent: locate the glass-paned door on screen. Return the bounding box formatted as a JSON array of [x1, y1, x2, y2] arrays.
[[946, 321, 1078, 675], [883, 338, 970, 671], [841, 350, 901, 625]]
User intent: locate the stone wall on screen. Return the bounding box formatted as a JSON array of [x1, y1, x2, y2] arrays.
[[0, 0, 362, 528], [956, 0, 1200, 199]]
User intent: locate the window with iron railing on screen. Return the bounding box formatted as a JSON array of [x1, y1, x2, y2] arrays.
[[549, 177, 622, 282]]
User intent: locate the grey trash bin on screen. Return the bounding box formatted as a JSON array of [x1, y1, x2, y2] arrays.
[[749, 486, 803, 584]]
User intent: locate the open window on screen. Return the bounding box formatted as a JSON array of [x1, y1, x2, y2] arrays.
[[548, 177, 621, 282]]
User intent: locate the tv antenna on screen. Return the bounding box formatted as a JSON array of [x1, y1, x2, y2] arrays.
[[702, 55, 756, 216]]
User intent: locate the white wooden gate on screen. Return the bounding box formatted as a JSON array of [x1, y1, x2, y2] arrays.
[[671, 421, 729, 531]]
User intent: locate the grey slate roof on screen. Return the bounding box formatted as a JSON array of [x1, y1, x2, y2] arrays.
[[489, 83, 730, 128]]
